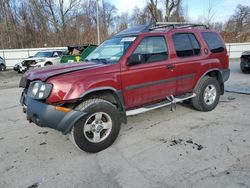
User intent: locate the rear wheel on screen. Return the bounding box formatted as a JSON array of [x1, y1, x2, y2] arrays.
[[192, 76, 221, 111], [70, 99, 121, 153]]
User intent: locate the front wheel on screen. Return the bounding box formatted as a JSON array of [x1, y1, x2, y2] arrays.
[[70, 99, 121, 153], [44, 62, 53, 66], [192, 76, 221, 112]]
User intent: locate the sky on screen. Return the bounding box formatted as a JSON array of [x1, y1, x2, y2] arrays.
[[107, 0, 250, 22]]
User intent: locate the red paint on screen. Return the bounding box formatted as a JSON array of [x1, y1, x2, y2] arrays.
[[24, 28, 229, 109]]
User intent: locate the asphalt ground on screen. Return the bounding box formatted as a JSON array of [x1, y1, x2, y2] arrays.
[[0, 59, 249, 188]]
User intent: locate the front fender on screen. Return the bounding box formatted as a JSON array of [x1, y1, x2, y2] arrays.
[[80, 87, 127, 123]]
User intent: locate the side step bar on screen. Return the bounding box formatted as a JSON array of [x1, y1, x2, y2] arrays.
[[126, 93, 196, 116]]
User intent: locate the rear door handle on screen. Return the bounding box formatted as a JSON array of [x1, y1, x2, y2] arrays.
[[166, 64, 174, 69]]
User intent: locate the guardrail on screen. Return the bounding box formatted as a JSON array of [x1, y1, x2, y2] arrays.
[[225, 43, 250, 59], [0, 43, 250, 68]]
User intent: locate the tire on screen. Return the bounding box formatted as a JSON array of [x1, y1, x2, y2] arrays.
[[192, 76, 221, 112], [70, 99, 121, 153], [0, 64, 6, 71], [240, 61, 249, 73], [45, 62, 53, 66]]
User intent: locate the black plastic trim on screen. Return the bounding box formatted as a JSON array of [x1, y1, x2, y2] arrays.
[[80, 87, 127, 123], [21, 92, 86, 135], [126, 74, 195, 91], [220, 68, 230, 82]]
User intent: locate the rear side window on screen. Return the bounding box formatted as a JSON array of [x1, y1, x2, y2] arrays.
[[201, 32, 225, 53], [173, 33, 200, 57]]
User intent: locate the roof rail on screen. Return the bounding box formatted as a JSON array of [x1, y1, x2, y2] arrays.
[[150, 22, 209, 30], [115, 24, 154, 36]]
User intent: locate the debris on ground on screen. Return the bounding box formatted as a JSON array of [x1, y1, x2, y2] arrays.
[[39, 142, 47, 146], [228, 96, 236, 100], [38, 131, 48, 135], [160, 138, 204, 151], [27, 182, 39, 188]]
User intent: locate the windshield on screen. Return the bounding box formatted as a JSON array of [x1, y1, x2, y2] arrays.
[[85, 36, 136, 64], [33, 51, 53, 58]]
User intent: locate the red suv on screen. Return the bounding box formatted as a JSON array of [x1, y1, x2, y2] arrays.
[[20, 23, 230, 152]]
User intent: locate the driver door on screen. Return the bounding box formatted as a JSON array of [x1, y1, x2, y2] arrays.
[[121, 36, 176, 109]]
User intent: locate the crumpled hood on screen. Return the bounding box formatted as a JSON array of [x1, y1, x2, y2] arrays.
[[24, 62, 103, 81]]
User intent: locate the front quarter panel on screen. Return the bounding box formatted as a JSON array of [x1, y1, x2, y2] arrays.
[[46, 64, 121, 104]]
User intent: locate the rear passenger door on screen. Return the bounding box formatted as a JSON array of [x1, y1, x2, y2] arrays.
[[172, 33, 202, 95]]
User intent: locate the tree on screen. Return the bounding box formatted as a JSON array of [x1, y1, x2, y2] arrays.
[[147, 0, 162, 22], [223, 4, 250, 42], [204, 0, 217, 26], [164, 0, 182, 22]]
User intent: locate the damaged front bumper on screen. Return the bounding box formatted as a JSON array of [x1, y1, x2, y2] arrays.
[[13, 63, 27, 72], [20, 91, 86, 134]]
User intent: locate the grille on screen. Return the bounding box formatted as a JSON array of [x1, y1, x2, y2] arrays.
[[22, 60, 36, 67]]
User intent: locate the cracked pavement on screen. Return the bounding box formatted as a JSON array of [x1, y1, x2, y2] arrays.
[[0, 60, 250, 188]]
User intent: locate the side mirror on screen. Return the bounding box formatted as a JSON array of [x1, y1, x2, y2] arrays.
[[127, 53, 144, 66]]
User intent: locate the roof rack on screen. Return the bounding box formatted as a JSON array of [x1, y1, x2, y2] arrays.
[[150, 22, 209, 30], [115, 24, 153, 36], [114, 22, 209, 37]]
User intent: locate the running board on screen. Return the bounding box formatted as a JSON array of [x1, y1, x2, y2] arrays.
[[126, 93, 196, 116]]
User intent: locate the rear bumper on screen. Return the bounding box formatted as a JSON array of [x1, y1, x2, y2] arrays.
[[20, 92, 86, 134], [221, 68, 230, 82]]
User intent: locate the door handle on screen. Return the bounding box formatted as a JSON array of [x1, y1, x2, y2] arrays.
[[166, 64, 174, 69]]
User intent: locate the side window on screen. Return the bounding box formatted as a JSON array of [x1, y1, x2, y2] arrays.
[[53, 52, 59, 57], [133, 36, 168, 63], [201, 32, 225, 53], [189, 34, 200, 55], [57, 51, 63, 56], [173, 33, 200, 57]]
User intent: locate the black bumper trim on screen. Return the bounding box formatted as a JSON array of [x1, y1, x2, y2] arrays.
[[21, 92, 86, 134], [221, 68, 230, 82]]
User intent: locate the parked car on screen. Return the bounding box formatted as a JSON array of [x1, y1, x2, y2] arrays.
[[240, 51, 250, 73], [0, 56, 6, 71], [19, 23, 230, 153], [60, 45, 97, 63], [14, 50, 64, 73]]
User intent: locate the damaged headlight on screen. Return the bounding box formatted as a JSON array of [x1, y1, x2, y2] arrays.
[[28, 81, 52, 99]]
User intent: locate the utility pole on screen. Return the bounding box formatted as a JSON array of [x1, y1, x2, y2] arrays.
[[96, 0, 100, 45]]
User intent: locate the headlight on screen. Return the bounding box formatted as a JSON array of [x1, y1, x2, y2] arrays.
[[28, 81, 52, 99], [35, 59, 45, 63], [32, 82, 39, 96]]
